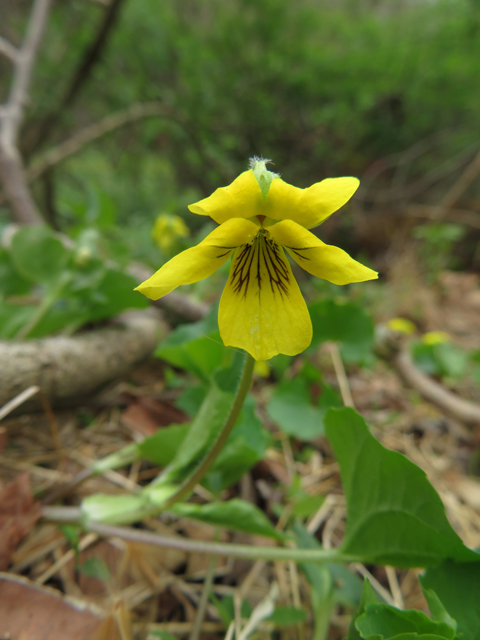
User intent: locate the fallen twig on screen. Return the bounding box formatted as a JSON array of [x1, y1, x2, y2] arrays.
[[394, 348, 480, 427], [0, 310, 164, 411]]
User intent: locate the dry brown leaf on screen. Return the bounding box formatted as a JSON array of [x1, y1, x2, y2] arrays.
[[0, 472, 41, 570], [0, 574, 131, 640], [121, 397, 188, 436]]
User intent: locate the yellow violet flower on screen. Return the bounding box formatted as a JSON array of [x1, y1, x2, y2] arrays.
[[152, 213, 189, 252], [422, 331, 450, 346], [136, 159, 378, 361], [386, 317, 417, 335]]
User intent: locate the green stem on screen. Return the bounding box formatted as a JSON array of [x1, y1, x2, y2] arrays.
[[16, 274, 70, 340], [41, 506, 355, 564], [161, 352, 255, 509], [42, 356, 254, 515], [189, 535, 218, 640]]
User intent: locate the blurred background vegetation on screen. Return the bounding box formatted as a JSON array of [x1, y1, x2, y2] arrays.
[[2, 0, 480, 275], [2, 4, 480, 636]]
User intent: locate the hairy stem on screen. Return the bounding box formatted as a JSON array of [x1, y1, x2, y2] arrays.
[[42, 506, 353, 564], [161, 352, 255, 509]]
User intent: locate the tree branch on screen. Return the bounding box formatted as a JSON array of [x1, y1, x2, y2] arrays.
[[27, 102, 178, 182], [0, 0, 52, 225], [2, 0, 52, 147], [0, 147, 43, 225], [0, 37, 19, 63], [0, 310, 164, 411], [27, 0, 127, 153]]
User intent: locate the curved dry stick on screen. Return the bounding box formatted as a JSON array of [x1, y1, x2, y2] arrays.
[[0, 310, 163, 411], [394, 348, 480, 427]]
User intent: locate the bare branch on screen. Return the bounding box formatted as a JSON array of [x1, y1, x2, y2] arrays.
[[27, 102, 179, 181], [0, 146, 43, 224], [27, 0, 127, 152], [0, 37, 19, 63], [0, 0, 52, 225], [3, 0, 52, 147]]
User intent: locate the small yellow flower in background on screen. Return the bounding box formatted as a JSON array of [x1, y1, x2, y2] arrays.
[[254, 360, 271, 378], [152, 213, 189, 252], [386, 317, 417, 335], [422, 331, 450, 346], [136, 158, 378, 361]]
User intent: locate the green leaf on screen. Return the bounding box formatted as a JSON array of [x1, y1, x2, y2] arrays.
[[412, 342, 468, 379], [203, 394, 268, 493], [291, 494, 326, 518], [421, 588, 457, 631], [155, 308, 227, 380], [356, 604, 456, 640], [172, 499, 286, 540], [0, 302, 36, 338], [26, 299, 82, 338], [309, 299, 374, 363], [347, 579, 380, 640], [175, 384, 207, 417], [152, 382, 233, 487], [86, 185, 117, 229], [209, 594, 252, 629], [148, 632, 179, 640], [59, 525, 81, 553], [0, 247, 31, 298], [411, 343, 441, 377], [78, 557, 111, 582], [138, 423, 190, 467], [10, 226, 71, 285], [267, 377, 325, 441], [150, 352, 252, 492], [268, 607, 307, 625], [421, 560, 480, 640], [293, 521, 341, 640], [157, 330, 226, 380], [434, 343, 468, 379], [325, 408, 478, 567], [294, 520, 363, 608], [83, 268, 148, 320]]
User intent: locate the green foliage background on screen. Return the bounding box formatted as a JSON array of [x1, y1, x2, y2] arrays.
[[2, 0, 478, 242]]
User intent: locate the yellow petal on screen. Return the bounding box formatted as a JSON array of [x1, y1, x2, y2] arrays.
[[265, 176, 360, 228], [269, 220, 378, 285], [188, 171, 264, 224], [219, 233, 312, 361], [135, 218, 259, 300], [422, 331, 450, 345]]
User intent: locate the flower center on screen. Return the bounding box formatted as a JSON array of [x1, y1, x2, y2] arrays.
[[230, 228, 290, 300]]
